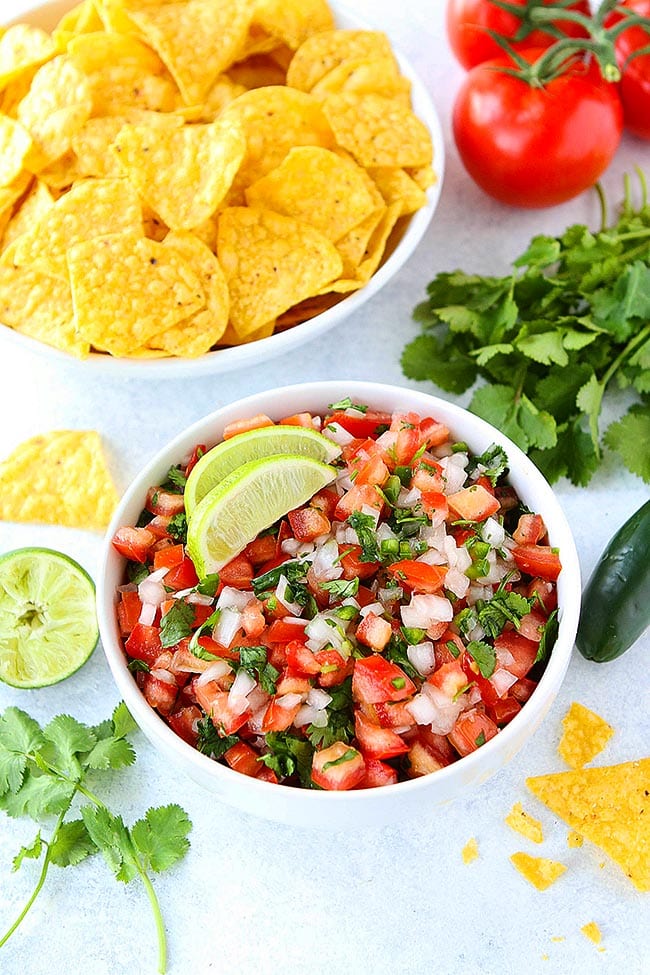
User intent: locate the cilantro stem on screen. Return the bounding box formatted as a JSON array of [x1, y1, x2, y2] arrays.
[[140, 867, 167, 975]]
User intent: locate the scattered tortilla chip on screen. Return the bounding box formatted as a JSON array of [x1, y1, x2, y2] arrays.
[[13, 177, 143, 278], [323, 93, 433, 169], [505, 802, 544, 844], [558, 702, 614, 770], [67, 30, 164, 77], [334, 205, 386, 277], [0, 24, 59, 89], [567, 830, 584, 848], [581, 922, 603, 946], [217, 206, 342, 335], [86, 61, 183, 116], [112, 118, 245, 230], [252, 0, 335, 51], [286, 29, 394, 93], [526, 759, 650, 892], [0, 430, 118, 530], [0, 262, 88, 357], [510, 852, 567, 891], [17, 55, 92, 171], [461, 838, 479, 864], [67, 229, 205, 356], [245, 146, 377, 241], [33, 151, 83, 191], [218, 319, 276, 346]]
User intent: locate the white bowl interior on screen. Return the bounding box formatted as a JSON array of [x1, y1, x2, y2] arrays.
[[98, 381, 581, 828], [2, 1, 445, 378]]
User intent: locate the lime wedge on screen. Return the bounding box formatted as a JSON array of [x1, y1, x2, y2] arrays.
[[184, 425, 341, 515], [0, 548, 98, 689], [186, 454, 337, 575]]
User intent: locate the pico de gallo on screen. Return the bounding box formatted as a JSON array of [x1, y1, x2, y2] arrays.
[[112, 398, 561, 791]]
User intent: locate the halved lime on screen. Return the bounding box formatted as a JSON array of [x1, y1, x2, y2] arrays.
[[186, 454, 337, 575], [184, 425, 341, 515], [0, 548, 98, 689]]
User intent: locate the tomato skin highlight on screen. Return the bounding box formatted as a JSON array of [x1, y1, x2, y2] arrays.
[[446, 0, 590, 70], [606, 0, 650, 139], [452, 50, 623, 207]]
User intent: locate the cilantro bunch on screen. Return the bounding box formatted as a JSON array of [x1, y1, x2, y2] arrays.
[[402, 172, 650, 485], [0, 703, 191, 974]]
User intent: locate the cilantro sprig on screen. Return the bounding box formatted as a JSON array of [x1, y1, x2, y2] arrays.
[[402, 172, 650, 485], [0, 703, 191, 974]]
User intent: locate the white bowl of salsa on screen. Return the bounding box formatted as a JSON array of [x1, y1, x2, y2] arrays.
[[97, 381, 581, 827]]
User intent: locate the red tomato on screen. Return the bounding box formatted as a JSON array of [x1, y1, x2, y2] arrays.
[[352, 655, 416, 704], [117, 590, 142, 636], [354, 711, 409, 760], [606, 0, 650, 138], [224, 742, 261, 777], [448, 708, 499, 757], [494, 631, 539, 678], [325, 409, 392, 438], [145, 488, 185, 517], [511, 543, 562, 581], [387, 559, 447, 594], [311, 742, 366, 791], [125, 623, 163, 666], [164, 555, 199, 591], [358, 758, 399, 788], [446, 0, 590, 69], [111, 525, 155, 563], [167, 705, 201, 747], [453, 50, 623, 207]]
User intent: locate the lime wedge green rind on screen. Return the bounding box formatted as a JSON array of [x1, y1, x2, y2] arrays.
[[186, 453, 337, 576], [184, 424, 341, 515], [0, 547, 98, 689]]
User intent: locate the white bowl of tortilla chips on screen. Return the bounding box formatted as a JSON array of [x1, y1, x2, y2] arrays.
[[0, 0, 444, 376]]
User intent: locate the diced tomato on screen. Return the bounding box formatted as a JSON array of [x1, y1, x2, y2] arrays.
[[513, 513, 547, 545], [167, 705, 201, 746], [256, 765, 279, 784], [279, 412, 316, 428], [394, 425, 422, 465], [196, 687, 250, 735], [352, 655, 416, 704], [267, 619, 307, 643], [448, 709, 499, 757], [387, 559, 447, 594], [434, 630, 464, 668], [527, 577, 557, 615], [147, 515, 172, 540], [224, 741, 260, 777], [310, 488, 339, 520], [352, 453, 390, 487], [275, 669, 312, 696], [164, 556, 199, 591], [196, 635, 239, 661], [261, 696, 303, 732], [487, 696, 522, 726], [511, 676, 537, 703], [357, 758, 398, 788], [222, 414, 274, 439], [285, 639, 321, 675], [184, 443, 207, 477], [142, 671, 178, 715], [518, 610, 546, 643], [418, 726, 458, 765], [356, 612, 392, 651], [153, 543, 185, 571], [314, 649, 352, 687], [356, 585, 377, 608], [427, 659, 468, 699], [512, 544, 562, 582], [371, 700, 417, 729], [243, 534, 277, 566], [125, 623, 163, 666], [219, 553, 254, 588], [311, 742, 366, 791], [112, 526, 155, 563], [354, 710, 409, 760], [420, 491, 449, 523], [117, 589, 142, 637], [334, 483, 382, 520], [339, 544, 380, 581], [325, 409, 392, 439], [447, 484, 500, 522], [419, 417, 450, 447], [407, 729, 456, 776], [288, 506, 330, 541], [460, 653, 499, 707], [240, 598, 266, 638], [145, 488, 185, 517], [494, 630, 539, 678]]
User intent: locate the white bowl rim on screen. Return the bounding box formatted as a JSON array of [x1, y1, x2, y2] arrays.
[[97, 380, 581, 808], [1, 0, 445, 379]]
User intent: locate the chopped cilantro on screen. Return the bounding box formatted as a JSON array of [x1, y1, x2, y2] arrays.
[[167, 512, 187, 543], [466, 640, 496, 679], [535, 608, 559, 665], [159, 600, 194, 648], [328, 397, 368, 413], [384, 633, 420, 681], [258, 732, 314, 787], [195, 717, 238, 759], [161, 465, 187, 493], [307, 678, 355, 749], [188, 608, 221, 656], [127, 561, 149, 585], [127, 658, 150, 673], [477, 579, 533, 639], [467, 443, 509, 486], [322, 748, 358, 772], [446, 640, 461, 658], [237, 645, 279, 695], [475, 730, 487, 747], [196, 573, 220, 596], [348, 511, 380, 562], [320, 577, 359, 600]]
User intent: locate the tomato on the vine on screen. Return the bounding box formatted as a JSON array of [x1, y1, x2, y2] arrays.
[[605, 0, 650, 139], [452, 49, 624, 208], [446, 0, 590, 69]]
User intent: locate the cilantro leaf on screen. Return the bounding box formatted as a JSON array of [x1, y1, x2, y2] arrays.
[[12, 833, 42, 872], [466, 640, 496, 679], [195, 717, 238, 759], [237, 645, 279, 695], [42, 715, 96, 775], [320, 576, 359, 600], [604, 405, 650, 482], [84, 736, 136, 771], [347, 511, 380, 562], [130, 804, 191, 873], [48, 820, 96, 868], [535, 609, 559, 665], [259, 732, 314, 787], [308, 678, 355, 749], [167, 512, 187, 543], [159, 600, 195, 648]]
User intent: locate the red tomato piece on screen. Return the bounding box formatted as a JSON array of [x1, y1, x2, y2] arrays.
[[324, 409, 392, 438], [420, 490, 449, 520], [261, 696, 302, 732], [513, 513, 546, 546], [153, 543, 185, 571], [314, 649, 352, 687], [279, 412, 316, 428], [352, 655, 416, 704], [355, 612, 392, 651], [494, 631, 539, 679], [387, 559, 447, 594], [219, 553, 254, 587], [224, 741, 261, 777], [142, 671, 178, 715], [427, 659, 469, 699], [222, 414, 274, 439], [145, 488, 185, 517], [117, 589, 142, 636], [311, 742, 366, 791], [184, 443, 207, 477], [112, 526, 155, 563], [358, 758, 398, 788], [198, 689, 251, 735], [285, 639, 321, 675], [334, 483, 382, 520], [354, 711, 409, 760], [338, 544, 380, 581], [512, 544, 562, 581], [243, 534, 277, 566], [164, 556, 199, 591], [419, 417, 450, 447], [288, 506, 330, 541], [511, 677, 538, 703], [487, 696, 522, 727], [310, 488, 340, 520], [125, 623, 163, 666], [167, 705, 201, 747], [448, 709, 499, 757], [447, 484, 500, 522]]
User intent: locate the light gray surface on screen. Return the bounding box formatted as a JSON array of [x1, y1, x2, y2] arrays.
[[1, 1, 649, 974]]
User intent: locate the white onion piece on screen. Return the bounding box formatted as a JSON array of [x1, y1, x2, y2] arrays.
[[248, 706, 267, 734], [323, 422, 354, 446], [421, 524, 446, 550], [309, 537, 342, 582], [293, 704, 319, 728], [416, 548, 446, 566], [138, 602, 157, 626], [360, 504, 380, 527], [195, 659, 232, 686], [212, 606, 242, 647], [376, 522, 398, 544], [217, 586, 252, 612], [378, 586, 402, 604], [405, 692, 437, 725], [482, 517, 505, 548], [305, 612, 347, 652], [147, 566, 170, 583], [445, 567, 471, 599], [468, 685, 483, 707], [491, 668, 518, 697], [407, 640, 436, 677], [150, 668, 176, 684], [440, 456, 467, 495], [307, 688, 332, 710], [334, 524, 358, 545], [359, 601, 385, 618], [117, 582, 137, 593], [275, 692, 303, 710], [467, 584, 493, 605], [138, 576, 167, 607], [396, 486, 421, 509], [401, 593, 453, 629], [495, 645, 516, 669], [376, 430, 397, 452], [275, 575, 303, 616], [186, 591, 215, 606], [281, 538, 314, 557], [421, 682, 463, 734], [228, 694, 250, 716], [229, 669, 256, 699]]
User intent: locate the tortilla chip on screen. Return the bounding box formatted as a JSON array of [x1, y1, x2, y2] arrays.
[[111, 118, 245, 230], [505, 802, 544, 844], [251, 0, 335, 51], [0, 262, 88, 357], [567, 830, 584, 848], [311, 56, 410, 104], [86, 61, 183, 116], [461, 838, 479, 864], [0, 115, 32, 188], [0, 430, 118, 530], [67, 30, 164, 76], [558, 702, 615, 770], [334, 205, 386, 276], [510, 852, 567, 891], [526, 759, 650, 892], [13, 177, 143, 278], [55, 0, 105, 37], [367, 166, 428, 216], [286, 30, 394, 93], [1, 179, 54, 252], [0, 25, 60, 89], [227, 53, 287, 91], [67, 229, 205, 356], [17, 55, 92, 171], [323, 92, 433, 169], [581, 922, 603, 945], [217, 206, 342, 335], [200, 74, 246, 122]]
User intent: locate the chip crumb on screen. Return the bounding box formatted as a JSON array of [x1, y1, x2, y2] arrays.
[[461, 837, 479, 864], [505, 801, 544, 843], [567, 830, 584, 848], [558, 702, 614, 770], [510, 852, 567, 891], [550, 936, 565, 943], [581, 922, 603, 946]]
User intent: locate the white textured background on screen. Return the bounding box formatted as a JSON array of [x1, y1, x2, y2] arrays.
[[0, 2, 649, 974]]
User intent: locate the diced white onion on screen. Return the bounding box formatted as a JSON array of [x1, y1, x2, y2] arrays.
[[482, 517, 505, 548], [401, 593, 453, 629], [407, 640, 436, 677], [217, 586, 252, 612], [491, 667, 518, 697], [229, 668, 256, 699], [405, 692, 438, 725], [186, 591, 215, 606], [334, 524, 358, 545], [396, 486, 421, 509], [440, 456, 467, 495], [195, 659, 232, 686], [495, 645, 515, 669], [445, 567, 471, 599], [323, 422, 354, 446], [307, 688, 332, 710], [360, 504, 380, 527], [138, 576, 166, 607], [149, 667, 176, 684], [212, 606, 242, 647], [421, 524, 446, 550], [147, 567, 170, 583], [228, 694, 250, 716], [376, 430, 397, 452], [281, 538, 314, 557], [248, 705, 267, 733], [138, 602, 157, 626], [293, 704, 319, 728], [376, 522, 398, 544], [359, 601, 385, 618], [416, 548, 446, 566], [309, 537, 342, 582], [275, 575, 303, 616], [275, 692, 303, 710], [421, 682, 463, 734], [378, 586, 403, 604]]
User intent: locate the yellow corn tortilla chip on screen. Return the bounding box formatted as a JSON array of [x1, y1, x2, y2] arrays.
[[461, 838, 479, 864], [111, 118, 245, 231], [251, 0, 335, 51], [149, 231, 229, 356], [1, 179, 54, 252], [55, 0, 104, 37], [311, 56, 410, 104], [86, 62, 183, 116], [0, 430, 118, 530], [0, 25, 59, 89], [286, 30, 394, 93], [408, 164, 436, 191], [526, 759, 650, 892], [505, 801, 544, 844], [67, 30, 164, 76], [367, 166, 428, 216], [323, 92, 433, 169], [227, 54, 287, 91], [125, 0, 252, 105], [245, 146, 377, 242], [558, 702, 615, 770], [510, 852, 567, 891], [334, 205, 386, 276], [217, 206, 342, 336], [17, 55, 92, 172], [0, 171, 33, 237], [0, 115, 32, 188], [321, 199, 401, 294], [200, 74, 246, 122], [581, 922, 603, 945], [0, 262, 88, 357], [68, 229, 205, 356], [33, 151, 84, 191], [13, 177, 143, 279], [567, 830, 584, 848], [218, 319, 276, 346]]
